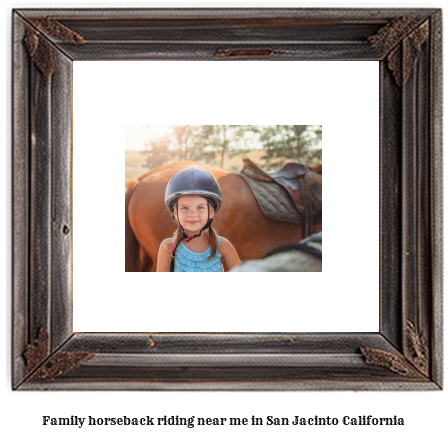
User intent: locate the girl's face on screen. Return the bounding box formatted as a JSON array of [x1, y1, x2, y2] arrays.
[[174, 196, 215, 233]]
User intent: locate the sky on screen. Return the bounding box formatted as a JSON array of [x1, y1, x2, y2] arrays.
[[125, 125, 322, 151], [126, 125, 151, 151]]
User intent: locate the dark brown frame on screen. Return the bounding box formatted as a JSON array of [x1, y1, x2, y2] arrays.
[[12, 8, 442, 390]]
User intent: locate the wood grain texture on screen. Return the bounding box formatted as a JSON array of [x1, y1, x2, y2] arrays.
[[379, 60, 402, 350], [429, 10, 443, 388], [50, 48, 74, 350], [12, 13, 30, 389]]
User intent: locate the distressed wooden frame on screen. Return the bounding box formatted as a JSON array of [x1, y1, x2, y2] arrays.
[[12, 8, 442, 390]]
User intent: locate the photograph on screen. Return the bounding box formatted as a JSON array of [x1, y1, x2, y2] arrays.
[[125, 125, 323, 273]]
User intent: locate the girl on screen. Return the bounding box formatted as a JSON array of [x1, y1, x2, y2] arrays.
[[156, 167, 241, 272]]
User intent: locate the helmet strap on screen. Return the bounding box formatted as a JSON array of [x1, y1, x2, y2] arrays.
[[184, 218, 213, 243]]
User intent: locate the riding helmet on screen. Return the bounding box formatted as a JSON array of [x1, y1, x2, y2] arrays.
[[165, 167, 222, 213]]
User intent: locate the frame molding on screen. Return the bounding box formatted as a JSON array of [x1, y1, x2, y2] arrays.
[[12, 8, 442, 390]]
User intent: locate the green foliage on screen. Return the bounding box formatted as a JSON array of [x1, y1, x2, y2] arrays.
[[141, 125, 321, 170], [188, 125, 253, 168], [142, 125, 253, 169], [251, 125, 322, 170]]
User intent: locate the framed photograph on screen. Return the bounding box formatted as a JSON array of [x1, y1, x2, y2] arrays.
[[12, 8, 442, 390]]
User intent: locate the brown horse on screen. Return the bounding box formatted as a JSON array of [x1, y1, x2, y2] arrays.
[[125, 161, 322, 272]]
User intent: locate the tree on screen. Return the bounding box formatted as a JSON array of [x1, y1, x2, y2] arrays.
[[142, 125, 239, 168], [173, 125, 191, 161], [142, 128, 173, 169], [252, 125, 322, 170], [142, 125, 193, 168], [140, 125, 321, 171], [188, 125, 253, 169]]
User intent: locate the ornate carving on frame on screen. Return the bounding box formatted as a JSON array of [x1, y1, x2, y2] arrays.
[[360, 346, 424, 379], [24, 328, 50, 373], [23, 17, 85, 76], [24, 328, 94, 381], [360, 320, 429, 379], [405, 320, 429, 377], [368, 17, 429, 86]]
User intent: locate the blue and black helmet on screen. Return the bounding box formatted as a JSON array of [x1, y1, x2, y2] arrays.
[[165, 167, 222, 213]]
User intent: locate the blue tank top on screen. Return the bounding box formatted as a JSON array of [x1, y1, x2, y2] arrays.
[[174, 240, 224, 272]]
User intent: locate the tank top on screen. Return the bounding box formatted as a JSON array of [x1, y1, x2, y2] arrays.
[[174, 240, 224, 272]]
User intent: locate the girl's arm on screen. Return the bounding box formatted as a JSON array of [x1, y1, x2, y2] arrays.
[[219, 238, 241, 270], [156, 239, 172, 272]]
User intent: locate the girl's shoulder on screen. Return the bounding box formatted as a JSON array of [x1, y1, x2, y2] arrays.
[[216, 236, 235, 250], [216, 235, 241, 269], [160, 238, 174, 250]]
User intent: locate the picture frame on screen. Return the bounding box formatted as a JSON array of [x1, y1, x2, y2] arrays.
[[12, 8, 442, 390]]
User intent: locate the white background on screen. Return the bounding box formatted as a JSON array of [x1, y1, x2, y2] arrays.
[[3, 1, 447, 438], [73, 60, 379, 333]]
